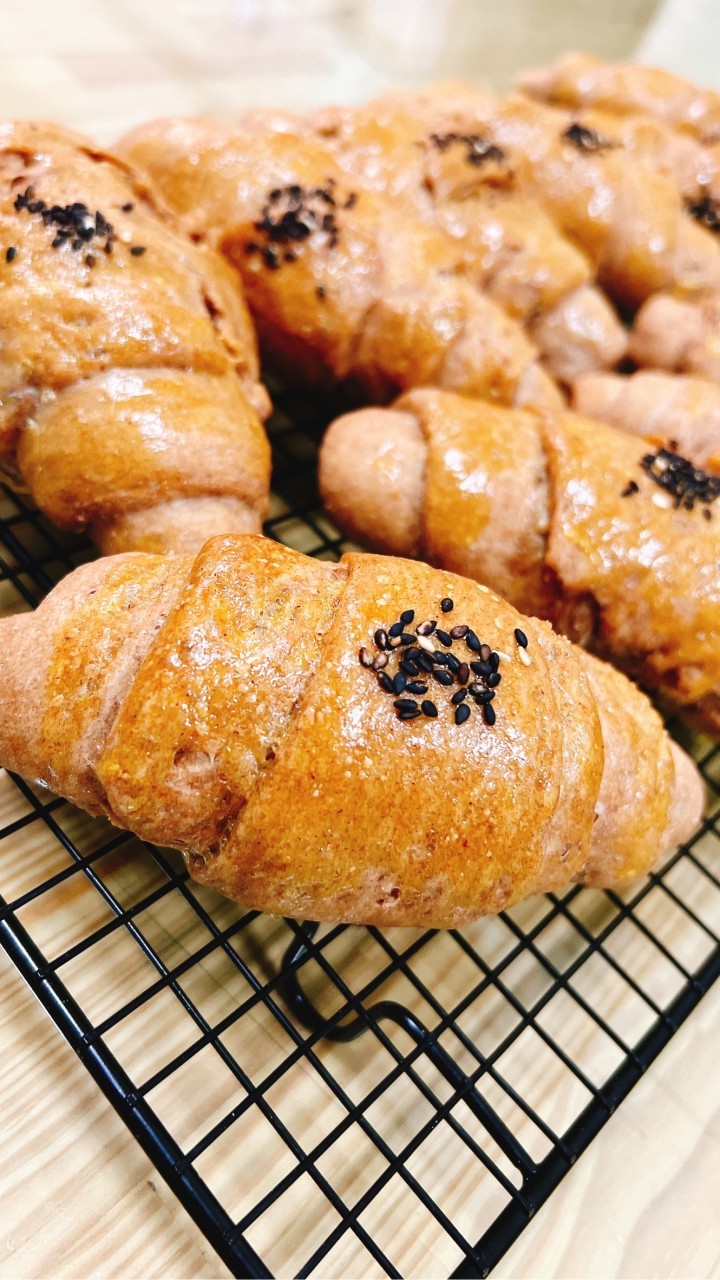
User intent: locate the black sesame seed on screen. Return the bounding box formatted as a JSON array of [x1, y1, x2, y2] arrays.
[[51, 235, 63, 248], [405, 647, 421, 663], [451, 688, 468, 705], [417, 653, 434, 673], [455, 703, 471, 725], [72, 238, 83, 250], [479, 643, 492, 662], [432, 651, 449, 666], [484, 703, 496, 726], [393, 672, 407, 695], [450, 624, 468, 639], [471, 660, 493, 677], [435, 628, 452, 647], [374, 628, 387, 650], [121, 201, 134, 213], [393, 697, 418, 711], [422, 700, 438, 718], [433, 669, 454, 687], [400, 609, 415, 626], [490, 652, 500, 672], [359, 647, 374, 667], [466, 631, 481, 652], [487, 672, 501, 688], [406, 681, 429, 695], [378, 673, 394, 693], [514, 628, 528, 648], [372, 653, 388, 670], [400, 632, 416, 646], [440, 598, 454, 613], [388, 621, 403, 638], [130, 245, 146, 256], [457, 662, 470, 685], [398, 706, 422, 720], [446, 652, 460, 674], [5, 246, 16, 262], [472, 687, 496, 704], [416, 620, 436, 636], [399, 659, 419, 676]]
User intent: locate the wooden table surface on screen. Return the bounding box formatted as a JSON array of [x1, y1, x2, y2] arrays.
[[1, 2, 720, 1277]]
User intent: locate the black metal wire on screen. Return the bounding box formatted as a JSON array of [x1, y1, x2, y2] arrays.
[[1, 399, 719, 1279]]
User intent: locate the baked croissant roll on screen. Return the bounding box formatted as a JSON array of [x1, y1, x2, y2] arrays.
[[630, 290, 720, 384], [320, 389, 720, 733], [520, 52, 720, 142], [0, 122, 271, 555], [0, 534, 702, 928], [546, 105, 720, 207], [574, 371, 720, 471], [303, 94, 628, 382], [118, 117, 562, 411], [371, 83, 720, 309]]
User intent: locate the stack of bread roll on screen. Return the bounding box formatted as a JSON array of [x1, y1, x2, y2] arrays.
[[1, 53, 718, 928]]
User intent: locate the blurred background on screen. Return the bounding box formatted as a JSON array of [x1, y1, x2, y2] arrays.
[[0, 0, 716, 141]]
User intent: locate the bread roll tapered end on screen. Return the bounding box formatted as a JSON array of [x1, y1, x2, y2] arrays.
[[319, 408, 425, 557]]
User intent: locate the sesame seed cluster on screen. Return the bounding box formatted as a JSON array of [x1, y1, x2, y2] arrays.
[[428, 132, 506, 168], [359, 598, 531, 728], [5, 186, 146, 267], [622, 446, 720, 518], [245, 181, 357, 272]]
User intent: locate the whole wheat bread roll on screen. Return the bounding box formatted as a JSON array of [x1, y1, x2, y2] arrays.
[[0, 535, 702, 928], [320, 389, 720, 734], [118, 116, 562, 412], [0, 122, 271, 555], [573, 371, 720, 471]]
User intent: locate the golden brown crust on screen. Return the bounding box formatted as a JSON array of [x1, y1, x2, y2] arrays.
[[119, 116, 562, 411], [396, 388, 554, 619], [0, 121, 270, 552], [306, 94, 627, 379], [573, 649, 675, 885], [573, 371, 720, 472], [543, 412, 720, 705], [0, 536, 700, 927], [320, 393, 720, 730], [519, 52, 720, 142]]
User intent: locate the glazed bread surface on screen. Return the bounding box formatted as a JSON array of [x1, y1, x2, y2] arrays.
[[320, 390, 720, 732], [0, 121, 271, 554], [0, 535, 702, 928]]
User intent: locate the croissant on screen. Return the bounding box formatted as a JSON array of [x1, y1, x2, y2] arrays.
[[367, 83, 720, 310], [546, 105, 720, 207], [630, 290, 720, 384], [574, 370, 720, 471], [320, 389, 720, 733], [519, 52, 720, 142], [117, 116, 562, 412], [0, 122, 271, 555], [0, 534, 702, 928], [303, 94, 628, 382]]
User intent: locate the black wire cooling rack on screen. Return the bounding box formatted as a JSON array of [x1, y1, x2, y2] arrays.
[[1, 397, 720, 1279]]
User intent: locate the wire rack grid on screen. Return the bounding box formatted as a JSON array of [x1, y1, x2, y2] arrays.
[[1, 398, 720, 1279]]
